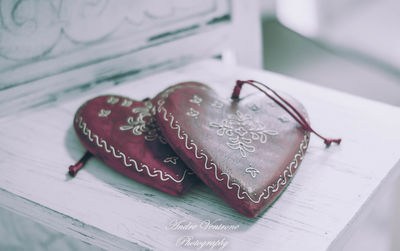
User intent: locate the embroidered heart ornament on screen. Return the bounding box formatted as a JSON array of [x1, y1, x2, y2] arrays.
[[154, 82, 310, 217], [73, 95, 196, 196]]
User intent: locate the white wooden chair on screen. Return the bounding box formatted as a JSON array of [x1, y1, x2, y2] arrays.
[[0, 0, 262, 117]]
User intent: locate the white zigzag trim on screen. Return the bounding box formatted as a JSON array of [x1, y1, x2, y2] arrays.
[[76, 116, 190, 183], [156, 86, 310, 203]]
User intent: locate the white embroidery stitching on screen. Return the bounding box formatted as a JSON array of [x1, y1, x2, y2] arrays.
[[189, 95, 202, 106], [98, 109, 111, 117], [119, 116, 146, 135], [164, 156, 179, 164], [120, 101, 166, 144], [107, 96, 119, 104], [156, 84, 310, 203], [76, 116, 191, 183], [209, 111, 279, 158], [121, 99, 133, 107], [186, 107, 200, 119], [245, 167, 260, 178]]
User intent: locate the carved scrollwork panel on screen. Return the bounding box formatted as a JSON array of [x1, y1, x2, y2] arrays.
[[0, 0, 225, 62]]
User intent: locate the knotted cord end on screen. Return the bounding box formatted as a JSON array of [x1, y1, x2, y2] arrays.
[[231, 80, 245, 99], [68, 164, 81, 177], [324, 138, 342, 147], [68, 151, 92, 177]]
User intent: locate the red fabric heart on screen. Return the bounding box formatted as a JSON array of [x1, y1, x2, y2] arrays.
[[154, 82, 310, 217], [73, 95, 197, 196]]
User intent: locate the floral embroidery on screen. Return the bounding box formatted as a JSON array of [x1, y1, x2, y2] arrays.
[[209, 111, 278, 158], [107, 96, 119, 104], [98, 109, 111, 117], [121, 99, 133, 107], [156, 83, 310, 203], [119, 116, 146, 135], [186, 107, 200, 119], [120, 101, 166, 143], [164, 156, 179, 164], [189, 94, 202, 106], [131, 100, 153, 116], [76, 116, 192, 183], [245, 166, 260, 178]]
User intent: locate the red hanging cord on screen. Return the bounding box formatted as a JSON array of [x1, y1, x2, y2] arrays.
[[231, 80, 341, 147], [68, 151, 93, 177]]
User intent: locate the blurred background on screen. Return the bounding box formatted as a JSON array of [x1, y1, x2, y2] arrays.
[[261, 1, 400, 250], [261, 0, 400, 106]]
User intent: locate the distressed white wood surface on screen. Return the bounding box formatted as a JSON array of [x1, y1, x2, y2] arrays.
[[0, 0, 232, 117], [1, 59, 400, 250], [0, 0, 263, 118]]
